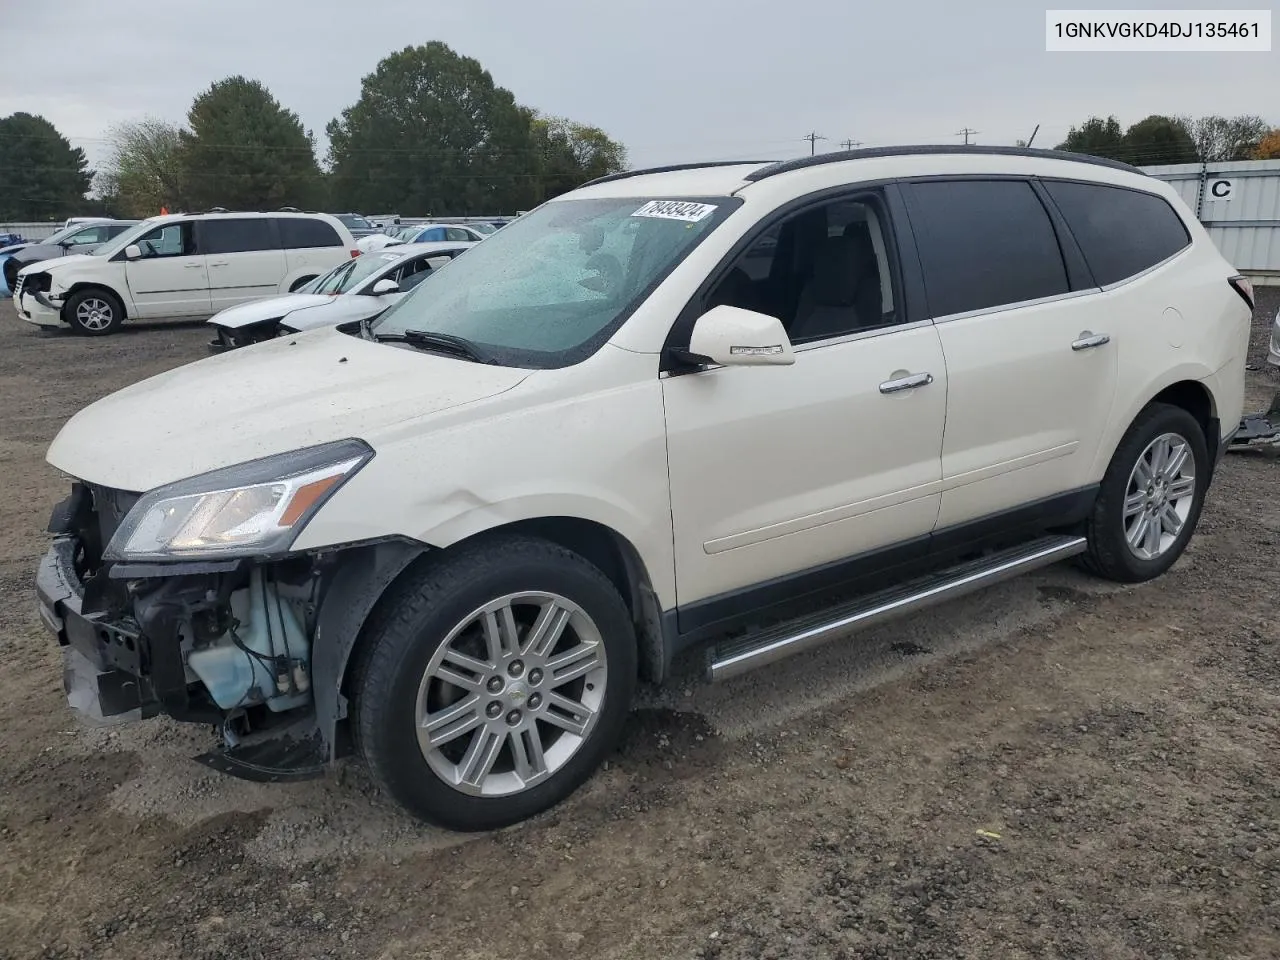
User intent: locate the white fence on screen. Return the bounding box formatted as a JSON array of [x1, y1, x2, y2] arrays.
[[1142, 159, 1280, 285], [0, 222, 62, 241]]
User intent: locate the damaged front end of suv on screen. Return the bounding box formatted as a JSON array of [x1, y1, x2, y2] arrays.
[[36, 439, 424, 781]]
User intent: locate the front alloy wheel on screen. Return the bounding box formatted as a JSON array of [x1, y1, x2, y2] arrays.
[[416, 592, 607, 797], [352, 537, 636, 830]]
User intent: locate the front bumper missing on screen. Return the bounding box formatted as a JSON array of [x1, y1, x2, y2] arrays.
[[36, 534, 327, 780], [37, 537, 154, 721]]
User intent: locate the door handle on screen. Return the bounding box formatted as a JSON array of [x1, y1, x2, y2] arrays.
[[209, 261, 229, 267], [1071, 333, 1110, 351], [184, 263, 204, 269], [879, 372, 934, 394]]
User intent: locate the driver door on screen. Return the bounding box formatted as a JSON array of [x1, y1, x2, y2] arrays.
[[124, 222, 211, 318]]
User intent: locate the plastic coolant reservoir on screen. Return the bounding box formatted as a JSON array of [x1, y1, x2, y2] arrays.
[[186, 568, 311, 712]]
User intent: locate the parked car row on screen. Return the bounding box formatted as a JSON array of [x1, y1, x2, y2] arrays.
[[12, 211, 357, 334], [1, 219, 140, 295]]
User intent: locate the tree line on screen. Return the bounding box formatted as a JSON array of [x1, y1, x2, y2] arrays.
[[0, 42, 627, 221], [1052, 113, 1280, 165]]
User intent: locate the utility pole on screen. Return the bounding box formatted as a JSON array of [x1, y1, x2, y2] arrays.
[[803, 131, 827, 155], [1025, 124, 1040, 148], [840, 139, 863, 151], [956, 127, 979, 145]]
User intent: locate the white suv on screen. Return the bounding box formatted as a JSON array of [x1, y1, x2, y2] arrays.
[[13, 211, 357, 335], [36, 147, 1251, 829]]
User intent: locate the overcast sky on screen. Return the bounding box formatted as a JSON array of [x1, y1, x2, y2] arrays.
[[4, 0, 1276, 173]]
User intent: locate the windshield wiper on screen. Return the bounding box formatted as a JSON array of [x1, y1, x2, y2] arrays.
[[373, 328, 493, 363]]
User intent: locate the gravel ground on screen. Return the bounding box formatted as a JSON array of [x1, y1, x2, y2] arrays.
[[1, 290, 1278, 960]]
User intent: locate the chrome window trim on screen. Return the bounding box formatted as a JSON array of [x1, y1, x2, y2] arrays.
[[929, 287, 1099, 325], [791, 317, 933, 352], [1097, 243, 1192, 293]]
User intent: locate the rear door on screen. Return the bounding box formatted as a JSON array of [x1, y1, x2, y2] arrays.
[[901, 178, 1117, 531], [124, 222, 211, 317], [199, 218, 286, 311]]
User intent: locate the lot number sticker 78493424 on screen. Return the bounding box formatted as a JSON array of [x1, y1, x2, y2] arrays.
[[631, 200, 718, 223]]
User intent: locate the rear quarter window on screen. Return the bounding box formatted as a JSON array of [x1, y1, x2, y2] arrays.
[[277, 217, 343, 249], [906, 179, 1069, 318], [1042, 180, 1191, 287]]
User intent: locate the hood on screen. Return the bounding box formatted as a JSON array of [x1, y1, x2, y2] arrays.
[[9, 243, 70, 266], [20, 252, 96, 275], [47, 325, 530, 491], [209, 293, 335, 329], [284, 296, 390, 332], [0, 242, 32, 256]]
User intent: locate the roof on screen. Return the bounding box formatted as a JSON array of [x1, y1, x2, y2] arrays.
[[571, 145, 1150, 200]]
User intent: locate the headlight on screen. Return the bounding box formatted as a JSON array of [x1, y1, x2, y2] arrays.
[[105, 439, 372, 561]]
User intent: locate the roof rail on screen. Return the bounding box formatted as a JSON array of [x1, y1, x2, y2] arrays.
[[745, 145, 1144, 181], [582, 160, 777, 188]]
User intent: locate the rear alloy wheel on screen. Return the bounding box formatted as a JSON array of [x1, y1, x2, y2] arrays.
[[352, 537, 636, 830], [65, 288, 124, 336], [1080, 403, 1208, 582]]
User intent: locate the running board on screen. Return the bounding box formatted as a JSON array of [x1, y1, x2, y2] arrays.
[[706, 535, 1087, 682]]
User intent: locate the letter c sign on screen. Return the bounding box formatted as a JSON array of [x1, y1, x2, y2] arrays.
[[1208, 179, 1234, 201]]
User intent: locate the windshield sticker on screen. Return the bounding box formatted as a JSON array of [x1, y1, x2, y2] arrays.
[[631, 200, 718, 223]]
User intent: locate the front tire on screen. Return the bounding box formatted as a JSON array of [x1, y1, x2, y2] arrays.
[[64, 288, 124, 336], [351, 536, 636, 831], [1081, 403, 1208, 583]]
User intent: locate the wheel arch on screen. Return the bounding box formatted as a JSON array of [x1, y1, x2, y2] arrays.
[[1094, 371, 1221, 481], [64, 281, 132, 319], [312, 518, 670, 762]]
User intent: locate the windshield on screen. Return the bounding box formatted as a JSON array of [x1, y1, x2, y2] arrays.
[[311, 252, 398, 294], [369, 196, 737, 368], [469, 222, 497, 235], [337, 214, 373, 231], [91, 218, 160, 257], [41, 224, 89, 245]]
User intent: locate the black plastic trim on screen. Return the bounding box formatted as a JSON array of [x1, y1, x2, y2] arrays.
[[745, 146, 1145, 182]]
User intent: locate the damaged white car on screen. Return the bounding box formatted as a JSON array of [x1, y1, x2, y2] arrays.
[[207, 241, 474, 350], [37, 147, 1249, 831]]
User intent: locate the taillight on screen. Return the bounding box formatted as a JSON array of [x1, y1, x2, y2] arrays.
[[350, 249, 360, 259], [1229, 275, 1255, 310]]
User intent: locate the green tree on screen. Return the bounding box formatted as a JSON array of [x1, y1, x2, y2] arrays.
[[326, 43, 540, 215], [1120, 115, 1198, 165], [0, 113, 92, 220], [178, 76, 322, 210], [531, 114, 627, 203], [1056, 116, 1126, 159], [96, 118, 187, 217]]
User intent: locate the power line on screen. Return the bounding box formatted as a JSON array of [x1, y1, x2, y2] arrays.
[[803, 131, 827, 156], [956, 127, 979, 145], [840, 139, 863, 151]]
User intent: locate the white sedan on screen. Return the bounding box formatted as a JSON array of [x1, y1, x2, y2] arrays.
[[207, 241, 474, 350]]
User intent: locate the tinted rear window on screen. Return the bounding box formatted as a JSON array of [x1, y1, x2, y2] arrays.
[[202, 218, 276, 254], [1043, 181, 1191, 286], [907, 179, 1069, 318], [278, 217, 343, 249]]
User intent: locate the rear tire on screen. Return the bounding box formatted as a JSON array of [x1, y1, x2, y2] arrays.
[[1080, 403, 1208, 583], [351, 536, 636, 831], [64, 288, 125, 336]]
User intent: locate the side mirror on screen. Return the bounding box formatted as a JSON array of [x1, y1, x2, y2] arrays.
[[686, 305, 795, 367], [123, 244, 142, 261], [371, 278, 400, 295]]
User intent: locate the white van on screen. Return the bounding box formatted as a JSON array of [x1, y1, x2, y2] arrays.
[[13, 212, 357, 335], [37, 147, 1251, 829]]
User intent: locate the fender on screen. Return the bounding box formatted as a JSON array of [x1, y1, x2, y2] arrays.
[[65, 280, 133, 319], [311, 538, 429, 762]]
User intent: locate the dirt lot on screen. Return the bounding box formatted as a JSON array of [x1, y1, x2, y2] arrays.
[[2, 291, 1279, 960]]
